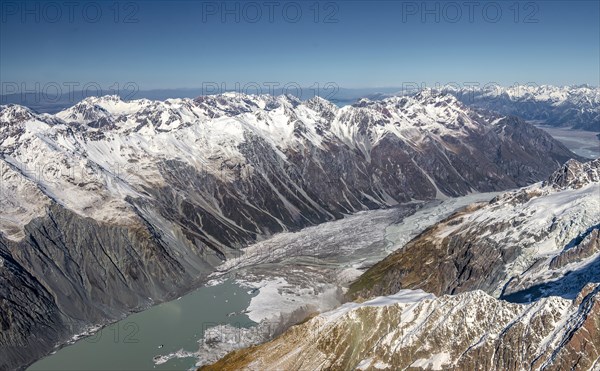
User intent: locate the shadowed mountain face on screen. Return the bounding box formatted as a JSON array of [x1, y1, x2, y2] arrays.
[[203, 159, 600, 371], [0, 92, 582, 369]]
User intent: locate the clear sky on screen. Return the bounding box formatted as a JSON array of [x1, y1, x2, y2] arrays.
[[1, 0, 599, 92]]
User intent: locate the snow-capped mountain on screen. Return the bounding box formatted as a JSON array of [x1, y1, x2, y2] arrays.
[[444, 85, 600, 131], [0, 92, 581, 370], [204, 159, 600, 371], [1, 92, 579, 243]]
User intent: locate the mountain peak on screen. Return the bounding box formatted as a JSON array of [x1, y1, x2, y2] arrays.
[[305, 95, 339, 115], [414, 89, 461, 105], [0, 104, 36, 124], [544, 158, 600, 189], [82, 94, 123, 104]]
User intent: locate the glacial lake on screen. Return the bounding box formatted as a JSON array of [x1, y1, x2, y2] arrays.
[[28, 279, 256, 371]]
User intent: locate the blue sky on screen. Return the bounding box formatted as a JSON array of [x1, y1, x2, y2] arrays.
[[1, 0, 599, 92]]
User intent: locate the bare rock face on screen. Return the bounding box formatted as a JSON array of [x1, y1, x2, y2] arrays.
[[544, 158, 600, 189], [550, 229, 600, 270], [0, 93, 583, 369], [0, 245, 65, 371], [202, 285, 600, 371], [347, 203, 514, 299], [0, 203, 205, 371]]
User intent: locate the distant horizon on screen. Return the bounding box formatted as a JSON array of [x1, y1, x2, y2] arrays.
[[2, 82, 598, 98], [2, 82, 598, 115]]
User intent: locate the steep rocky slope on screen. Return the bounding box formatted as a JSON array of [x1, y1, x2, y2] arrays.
[[0, 92, 581, 369]]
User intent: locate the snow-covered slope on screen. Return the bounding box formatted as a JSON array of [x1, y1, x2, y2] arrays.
[[444, 85, 600, 131], [0, 92, 579, 242], [203, 284, 600, 371]]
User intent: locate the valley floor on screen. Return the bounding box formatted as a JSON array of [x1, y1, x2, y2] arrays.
[[535, 124, 600, 159], [194, 193, 499, 368], [28, 193, 499, 370]]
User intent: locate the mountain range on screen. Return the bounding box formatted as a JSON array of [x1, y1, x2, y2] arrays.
[[2, 85, 598, 132], [443, 85, 599, 131], [0, 91, 584, 370]]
